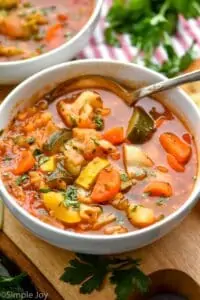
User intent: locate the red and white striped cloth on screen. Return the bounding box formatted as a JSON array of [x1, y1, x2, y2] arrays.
[[78, 0, 200, 64]]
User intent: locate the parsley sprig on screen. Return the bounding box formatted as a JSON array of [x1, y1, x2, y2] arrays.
[[63, 186, 80, 209], [60, 254, 150, 300], [0, 273, 27, 300], [144, 40, 196, 78], [105, 0, 199, 77]]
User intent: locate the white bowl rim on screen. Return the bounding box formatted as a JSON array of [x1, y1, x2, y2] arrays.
[[0, 0, 103, 67], [1, 59, 200, 242]]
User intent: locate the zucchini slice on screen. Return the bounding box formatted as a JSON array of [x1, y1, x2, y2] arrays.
[[43, 128, 72, 155], [127, 107, 154, 144]]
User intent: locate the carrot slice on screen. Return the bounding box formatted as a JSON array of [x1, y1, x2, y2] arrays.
[[156, 165, 168, 173], [91, 168, 121, 203], [144, 181, 172, 197], [159, 132, 191, 164], [167, 154, 185, 172], [13, 150, 35, 175], [78, 118, 95, 129], [103, 127, 124, 145], [46, 24, 62, 42]]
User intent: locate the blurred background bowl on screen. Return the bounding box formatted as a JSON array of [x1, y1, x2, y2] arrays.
[[0, 0, 103, 84]]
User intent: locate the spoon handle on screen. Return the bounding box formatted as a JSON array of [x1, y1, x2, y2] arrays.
[[130, 70, 200, 105]]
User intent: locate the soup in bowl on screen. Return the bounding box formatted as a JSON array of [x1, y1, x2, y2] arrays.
[[0, 0, 94, 61], [0, 0, 102, 83], [0, 60, 199, 254]]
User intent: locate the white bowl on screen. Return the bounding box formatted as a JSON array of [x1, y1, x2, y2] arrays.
[[0, 60, 200, 254], [0, 0, 103, 84]]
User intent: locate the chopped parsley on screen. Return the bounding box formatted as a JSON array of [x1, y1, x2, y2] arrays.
[[131, 205, 138, 213], [23, 2, 32, 8], [27, 136, 35, 145], [158, 214, 165, 221], [63, 186, 80, 209], [38, 155, 49, 166], [156, 197, 169, 206], [94, 115, 104, 130], [3, 156, 12, 162], [120, 173, 129, 182], [33, 148, 42, 157], [15, 174, 29, 186], [39, 188, 52, 193], [91, 137, 100, 146], [64, 32, 72, 39], [70, 115, 77, 126]]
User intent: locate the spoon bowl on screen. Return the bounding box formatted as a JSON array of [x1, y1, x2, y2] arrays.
[[47, 71, 200, 106]]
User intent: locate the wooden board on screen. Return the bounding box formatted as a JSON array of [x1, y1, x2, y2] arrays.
[[1, 84, 200, 300]]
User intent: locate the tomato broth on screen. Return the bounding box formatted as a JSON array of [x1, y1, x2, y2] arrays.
[[0, 81, 197, 235]]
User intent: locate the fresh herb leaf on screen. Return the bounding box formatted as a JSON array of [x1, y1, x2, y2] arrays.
[[145, 41, 196, 77], [0, 272, 27, 300], [90, 137, 100, 146], [94, 115, 104, 131], [39, 188, 52, 193], [105, 0, 198, 76], [110, 266, 150, 300], [61, 254, 150, 299], [64, 32, 72, 39], [33, 148, 42, 157], [63, 186, 80, 209], [27, 136, 35, 145], [156, 196, 169, 206], [104, 27, 120, 47], [69, 115, 77, 126], [38, 155, 49, 166], [0, 273, 26, 287], [23, 1, 32, 8], [158, 214, 165, 220], [3, 156, 12, 162], [120, 173, 129, 182], [60, 254, 108, 294], [15, 174, 29, 186]]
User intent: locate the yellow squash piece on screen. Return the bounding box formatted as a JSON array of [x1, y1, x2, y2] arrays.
[[40, 156, 56, 172], [76, 157, 110, 190], [42, 192, 81, 224]]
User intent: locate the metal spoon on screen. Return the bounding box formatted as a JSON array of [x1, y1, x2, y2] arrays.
[[129, 70, 200, 106], [49, 70, 200, 106]]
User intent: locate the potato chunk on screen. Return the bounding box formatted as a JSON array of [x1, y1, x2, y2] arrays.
[[127, 205, 155, 228], [0, 0, 19, 9], [0, 45, 23, 57]]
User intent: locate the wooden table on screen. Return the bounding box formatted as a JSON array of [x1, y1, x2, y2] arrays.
[[1, 86, 200, 300]]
